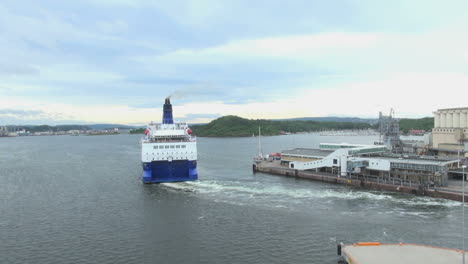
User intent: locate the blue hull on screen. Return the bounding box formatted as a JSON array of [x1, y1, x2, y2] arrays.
[[142, 160, 198, 183]]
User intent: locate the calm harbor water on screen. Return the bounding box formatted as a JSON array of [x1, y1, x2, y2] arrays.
[[0, 134, 466, 263]]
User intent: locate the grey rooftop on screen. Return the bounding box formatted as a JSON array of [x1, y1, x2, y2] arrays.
[[281, 148, 333, 158]]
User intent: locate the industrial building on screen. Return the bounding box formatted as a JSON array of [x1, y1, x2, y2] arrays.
[[378, 110, 403, 153], [282, 143, 458, 186], [275, 107, 468, 188], [432, 107, 468, 157], [0, 126, 7, 136]]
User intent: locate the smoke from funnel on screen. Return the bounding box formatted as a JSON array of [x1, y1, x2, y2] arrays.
[[169, 90, 186, 100]]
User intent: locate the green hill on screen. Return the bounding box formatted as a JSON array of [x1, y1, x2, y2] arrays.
[[399, 117, 434, 133], [191, 115, 372, 137], [130, 128, 145, 134]]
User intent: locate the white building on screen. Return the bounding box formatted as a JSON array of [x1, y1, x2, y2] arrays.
[[283, 143, 458, 186]]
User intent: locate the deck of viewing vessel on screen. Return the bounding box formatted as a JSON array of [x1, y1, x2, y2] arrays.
[[340, 243, 467, 264]]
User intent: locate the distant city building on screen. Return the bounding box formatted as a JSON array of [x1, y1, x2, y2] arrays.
[[432, 107, 468, 157], [17, 129, 30, 136]]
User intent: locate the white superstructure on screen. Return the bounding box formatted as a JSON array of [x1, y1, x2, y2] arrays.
[[141, 122, 197, 163]]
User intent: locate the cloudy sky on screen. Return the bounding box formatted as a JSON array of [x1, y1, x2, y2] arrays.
[[1, 0, 468, 125]]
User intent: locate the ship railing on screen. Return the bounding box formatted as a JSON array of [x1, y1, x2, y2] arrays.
[[143, 137, 195, 143], [148, 123, 189, 130], [150, 134, 192, 139]]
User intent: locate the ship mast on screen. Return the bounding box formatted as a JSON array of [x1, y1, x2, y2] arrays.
[[258, 126, 263, 159]]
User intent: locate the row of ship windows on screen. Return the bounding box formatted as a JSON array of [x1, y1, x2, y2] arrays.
[[149, 158, 191, 161], [151, 157, 188, 159], [148, 152, 195, 155], [153, 145, 187, 149]]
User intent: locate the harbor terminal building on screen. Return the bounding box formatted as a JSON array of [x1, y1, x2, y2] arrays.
[[280, 143, 458, 187], [270, 106, 467, 188]]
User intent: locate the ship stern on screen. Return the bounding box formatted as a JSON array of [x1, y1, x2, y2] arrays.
[[142, 160, 197, 184]]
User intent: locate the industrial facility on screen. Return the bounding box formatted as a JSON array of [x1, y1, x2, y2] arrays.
[[282, 143, 457, 187], [431, 107, 468, 157], [0, 126, 7, 136], [252, 105, 468, 203], [0, 126, 16, 137], [276, 107, 468, 187], [378, 110, 403, 153]]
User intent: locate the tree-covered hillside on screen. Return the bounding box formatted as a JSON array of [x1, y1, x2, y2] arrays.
[[399, 117, 434, 133], [130, 128, 145, 134], [191, 115, 372, 137]]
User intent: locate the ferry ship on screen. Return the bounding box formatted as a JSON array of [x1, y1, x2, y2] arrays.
[[141, 98, 198, 183]]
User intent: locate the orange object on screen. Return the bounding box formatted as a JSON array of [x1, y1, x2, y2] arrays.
[[357, 242, 381, 246]]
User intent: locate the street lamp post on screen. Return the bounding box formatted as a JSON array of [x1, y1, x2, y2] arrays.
[[463, 165, 466, 264]]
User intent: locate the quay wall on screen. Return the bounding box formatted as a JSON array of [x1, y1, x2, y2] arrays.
[[254, 163, 468, 203]]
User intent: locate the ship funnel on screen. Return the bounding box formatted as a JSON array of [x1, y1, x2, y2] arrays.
[[162, 97, 174, 124]]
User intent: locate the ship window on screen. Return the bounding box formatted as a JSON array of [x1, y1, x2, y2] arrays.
[[165, 146, 169, 149], [153, 146, 157, 149], [159, 146, 164, 149], [176, 145, 180, 148], [182, 145, 186, 148], [170, 145, 175, 149]]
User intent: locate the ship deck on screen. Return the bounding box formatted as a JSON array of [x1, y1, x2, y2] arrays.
[[341, 243, 467, 264]]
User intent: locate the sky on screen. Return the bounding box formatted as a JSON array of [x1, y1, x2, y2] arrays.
[[1, 0, 468, 125]]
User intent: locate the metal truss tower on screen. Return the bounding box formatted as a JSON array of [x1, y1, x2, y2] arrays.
[[379, 109, 403, 153]]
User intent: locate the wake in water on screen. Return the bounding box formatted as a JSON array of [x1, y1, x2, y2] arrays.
[[160, 182, 197, 192], [160, 180, 460, 208]]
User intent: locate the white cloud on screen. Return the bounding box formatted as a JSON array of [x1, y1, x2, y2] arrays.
[[39, 64, 124, 83], [1, 70, 467, 125], [0, 4, 101, 50], [152, 32, 380, 63], [207, 33, 380, 57], [298, 72, 468, 118], [1, 1, 468, 125], [152, 29, 468, 74]]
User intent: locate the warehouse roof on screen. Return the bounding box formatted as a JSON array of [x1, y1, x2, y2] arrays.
[[281, 148, 333, 158]]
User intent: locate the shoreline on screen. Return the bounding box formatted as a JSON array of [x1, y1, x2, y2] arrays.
[[253, 161, 468, 203]]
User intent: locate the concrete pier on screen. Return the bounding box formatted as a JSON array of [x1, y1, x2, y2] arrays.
[[339, 242, 467, 264], [254, 161, 468, 203]]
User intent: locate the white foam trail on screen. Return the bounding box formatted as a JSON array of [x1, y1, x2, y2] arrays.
[[188, 180, 393, 200], [163, 180, 460, 207], [399, 212, 431, 219], [396, 197, 461, 207], [160, 182, 196, 192]]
